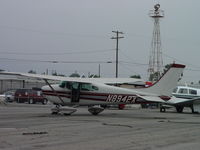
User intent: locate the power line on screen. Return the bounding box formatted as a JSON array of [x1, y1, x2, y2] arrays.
[[0, 57, 149, 67], [120, 61, 148, 66], [0, 57, 114, 64], [0, 49, 115, 56], [163, 52, 200, 69], [0, 25, 108, 39], [185, 68, 200, 72], [120, 63, 141, 76], [119, 50, 148, 66]]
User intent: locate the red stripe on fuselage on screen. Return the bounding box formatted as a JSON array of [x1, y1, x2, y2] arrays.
[[42, 90, 138, 103]]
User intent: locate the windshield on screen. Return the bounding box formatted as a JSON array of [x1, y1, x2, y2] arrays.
[[59, 81, 72, 89], [81, 83, 98, 91], [173, 87, 178, 93], [59, 81, 67, 88]]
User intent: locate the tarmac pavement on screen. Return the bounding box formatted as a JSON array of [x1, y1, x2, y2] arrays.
[[0, 103, 200, 150]]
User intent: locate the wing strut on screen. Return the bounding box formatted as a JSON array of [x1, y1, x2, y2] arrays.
[[43, 79, 65, 105]]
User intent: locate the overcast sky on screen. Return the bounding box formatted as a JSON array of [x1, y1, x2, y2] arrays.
[[0, 0, 199, 83]]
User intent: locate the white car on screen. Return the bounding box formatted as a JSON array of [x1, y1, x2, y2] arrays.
[[4, 90, 15, 102]]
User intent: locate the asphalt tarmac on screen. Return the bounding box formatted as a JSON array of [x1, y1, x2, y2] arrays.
[[0, 103, 200, 150]]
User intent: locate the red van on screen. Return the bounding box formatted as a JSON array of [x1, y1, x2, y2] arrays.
[[14, 89, 48, 104]]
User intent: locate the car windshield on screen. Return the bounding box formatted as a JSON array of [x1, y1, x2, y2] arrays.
[[4, 90, 15, 95]]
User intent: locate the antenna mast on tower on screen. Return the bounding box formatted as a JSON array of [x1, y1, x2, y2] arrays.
[[148, 4, 164, 81]]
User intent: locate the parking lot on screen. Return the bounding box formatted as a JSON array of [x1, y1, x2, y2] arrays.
[[0, 103, 200, 150]]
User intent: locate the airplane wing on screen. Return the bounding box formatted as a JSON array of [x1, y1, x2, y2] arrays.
[[166, 97, 200, 106], [0, 71, 69, 81], [0, 71, 143, 84], [135, 95, 200, 105], [135, 95, 166, 103]]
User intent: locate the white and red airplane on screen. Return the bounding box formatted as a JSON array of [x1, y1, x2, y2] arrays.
[[2, 63, 198, 115]]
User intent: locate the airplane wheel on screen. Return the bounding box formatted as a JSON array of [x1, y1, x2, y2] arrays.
[[160, 107, 166, 112], [190, 105, 198, 114], [191, 105, 195, 113], [51, 105, 60, 115], [91, 112, 99, 115], [51, 111, 58, 115], [176, 106, 184, 113], [63, 113, 71, 116], [42, 99, 48, 105], [88, 106, 104, 115]]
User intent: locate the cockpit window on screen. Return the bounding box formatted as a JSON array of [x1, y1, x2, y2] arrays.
[[178, 88, 188, 94], [81, 83, 98, 91], [173, 87, 178, 93], [72, 82, 79, 89], [59, 81, 72, 89], [92, 85, 98, 91], [189, 89, 197, 95], [59, 81, 67, 88], [59, 81, 98, 91]]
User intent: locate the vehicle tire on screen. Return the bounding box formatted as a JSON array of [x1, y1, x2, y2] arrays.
[[29, 99, 33, 104], [17, 98, 21, 103], [176, 106, 184, 113], [42, 99, 48, 105]]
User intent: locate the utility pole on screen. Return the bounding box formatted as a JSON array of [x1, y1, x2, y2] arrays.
[[111, 31, 124, 78], [98, 64, 101, 77]]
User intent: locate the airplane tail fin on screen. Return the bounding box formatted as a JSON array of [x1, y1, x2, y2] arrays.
[[138, 64, 185, 97]]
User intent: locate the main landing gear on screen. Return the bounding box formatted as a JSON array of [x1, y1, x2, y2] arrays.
[[51, 105, 77, 115], [88, 105, 105, 115], [51, 105, 105, 116], [175, 106, 184, 113], [160, 105, 184, 113], [160, 106, 166, 112]]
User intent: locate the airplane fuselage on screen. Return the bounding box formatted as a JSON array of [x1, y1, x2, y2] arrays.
[[41, 82, 150, 106]]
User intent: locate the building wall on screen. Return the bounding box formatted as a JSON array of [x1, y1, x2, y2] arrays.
[[0, 79, 46, 93]]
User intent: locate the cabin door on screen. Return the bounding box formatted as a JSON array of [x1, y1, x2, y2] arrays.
[[71, 82, 80, 103]]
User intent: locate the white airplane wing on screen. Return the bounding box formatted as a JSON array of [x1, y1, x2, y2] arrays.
[[167, 97, 200, 106], [0, 71, 143, 84], [0, 71, 71, 81], [136, 95, 166, 103]]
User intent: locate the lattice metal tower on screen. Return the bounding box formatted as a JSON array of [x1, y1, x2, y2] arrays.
[[148, 4, 164, 81]]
